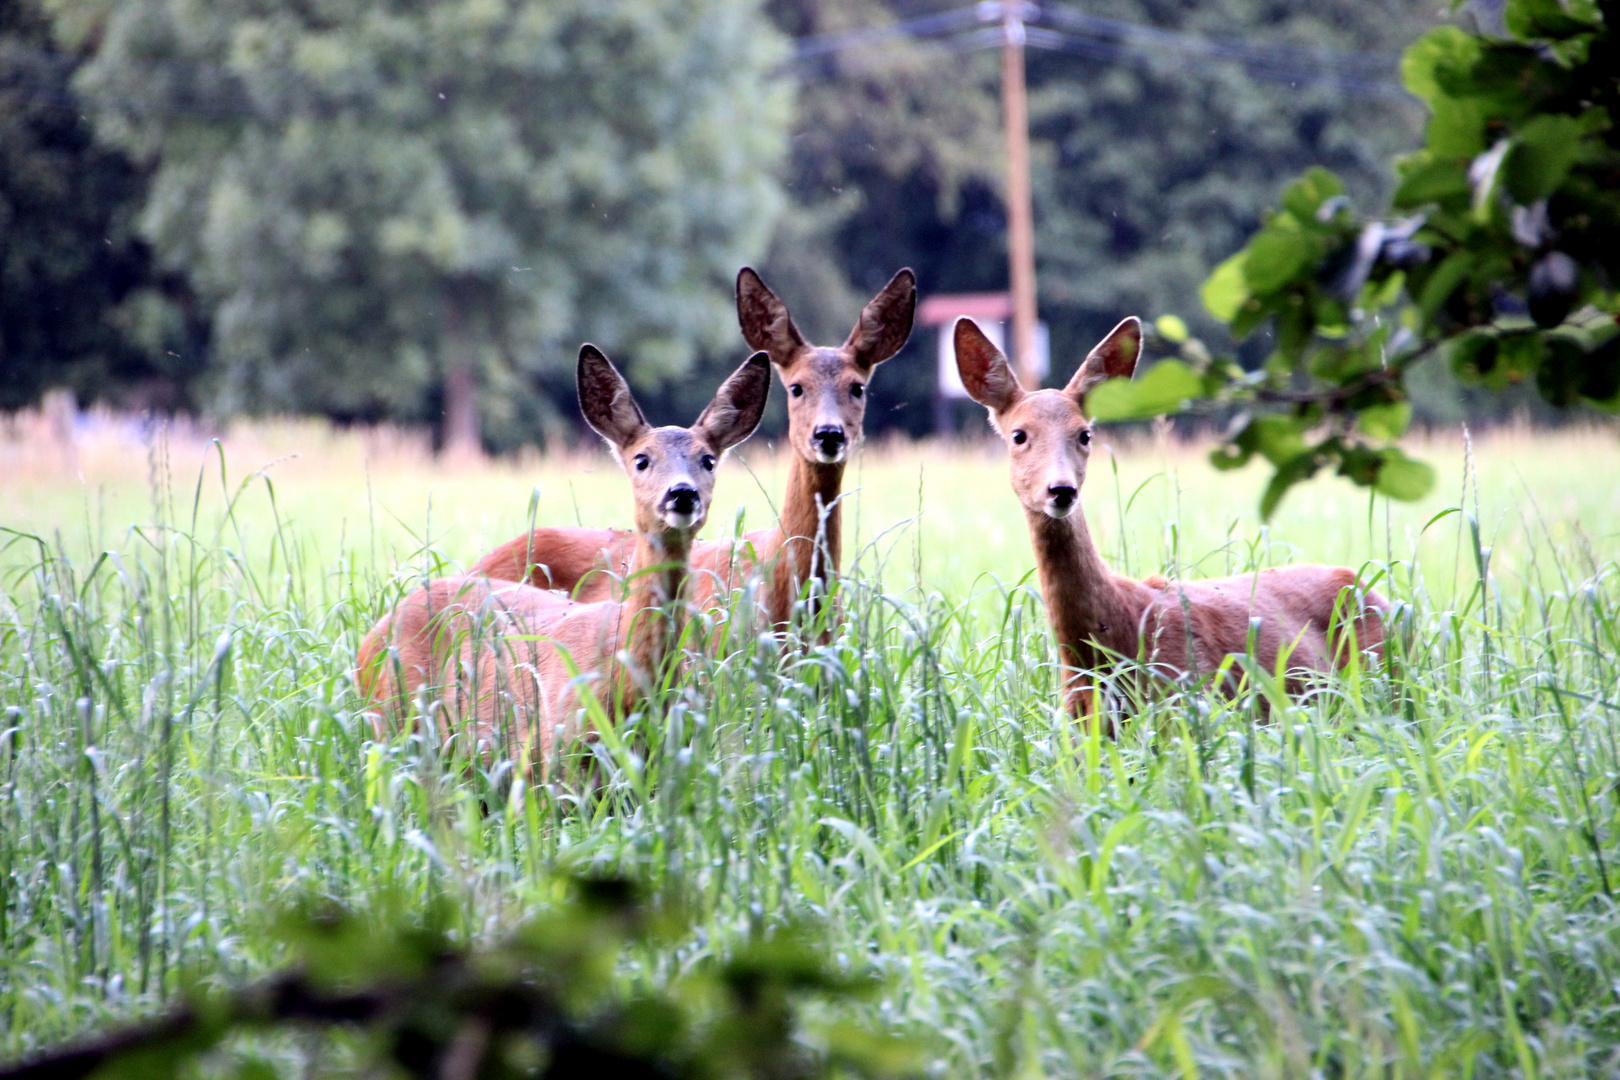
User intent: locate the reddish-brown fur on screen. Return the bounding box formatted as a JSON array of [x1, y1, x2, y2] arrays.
[[356, 347, 771, 773], [472, 266, 917, 631], [954, 316, 1388, 731]]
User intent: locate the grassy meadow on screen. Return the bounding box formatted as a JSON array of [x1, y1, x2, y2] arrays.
[[3, 410, 1620, 1077]]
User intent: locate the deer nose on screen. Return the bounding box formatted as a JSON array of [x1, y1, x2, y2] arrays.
[[813, 425, 846, 452], [664, 484, 700, 516], [1047, 484, 1078, 511]]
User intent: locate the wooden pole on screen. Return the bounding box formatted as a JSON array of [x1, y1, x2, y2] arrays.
[[1001, 4, 1039, 388]]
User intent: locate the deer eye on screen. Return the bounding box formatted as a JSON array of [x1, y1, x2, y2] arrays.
[[789, 384, 804, 398], [1079, 429, 1092, 446], [1011, 430, 1027, 445], [850, 383, 865, 399], [701, 454, 716, 472], [634, 454, 650, 471]]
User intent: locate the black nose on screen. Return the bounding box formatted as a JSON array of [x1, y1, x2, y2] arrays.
[[1048, 484, 1077, 510], [666, 485, 699, 515], [813, 425, 845, 450]]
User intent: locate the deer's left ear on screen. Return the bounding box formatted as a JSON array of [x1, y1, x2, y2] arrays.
[[1064, 317, 1142, 412], [693, 352, 771, 454], [844, 267, 916, 370]]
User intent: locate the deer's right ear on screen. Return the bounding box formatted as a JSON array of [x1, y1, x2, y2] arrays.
[[578, 344, 649, 455], [737, 267, 806, 365], [955, 318, 1023, 415], [693, 352, 771, 454]]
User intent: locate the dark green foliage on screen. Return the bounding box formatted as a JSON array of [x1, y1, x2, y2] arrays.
[[0, 879, 914, 1080], [1109, 0, 1620, 515], [0, 0, 195, 411], [60, 0, 790, 449]]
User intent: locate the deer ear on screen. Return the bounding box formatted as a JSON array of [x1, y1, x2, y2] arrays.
[[737, 267, 806, 366], [578, 344, 649, 455], [1064, 317, 1142, 411], [843, 267, 916, 370], [955, 318, 1023, 416], [693, 352, 771, 454]]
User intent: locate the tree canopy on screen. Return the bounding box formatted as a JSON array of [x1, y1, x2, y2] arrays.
[[0, 0, 196, 412], [57, 0, 790, 451], [5, 0, 1613, 464]]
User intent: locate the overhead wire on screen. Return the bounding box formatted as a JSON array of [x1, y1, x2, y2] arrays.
[[791, 2, 1413, 101], [2, 4, 1413, 118]]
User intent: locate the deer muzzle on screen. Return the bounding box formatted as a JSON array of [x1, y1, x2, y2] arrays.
[[1044, 483, 1078, 519], [812, 424, 847, 464], [660, 483, 703, 530]]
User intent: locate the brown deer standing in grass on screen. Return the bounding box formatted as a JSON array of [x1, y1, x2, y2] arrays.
[[356, 346, 771, 772], [953, 316, 1389, 731], [472, 266, 917, 631]]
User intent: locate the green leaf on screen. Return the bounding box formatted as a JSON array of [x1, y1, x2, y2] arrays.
[[1358, 400, 1413, 440], [1246, 414, 1308, 466], [1401, 28, 1482, 106], [1448, 331, 1498, 382], [1374, 447, 1436, 501], [1281, 167, 1346, 222], [1085, 360, 1204, 420], [1393, 155, 1470, 208], [1259, 449, 1324, 520], [1154, 314, 1189, 344], [1243, 227, 1318, 295], [1418, 250, 1473, 316], [1504, 0, 1600, 39], [1489, 331, 1546, 388], [1210, 443, 1252, 470], [1504, 114, 1583, 202], [1201, 251, 1250, 323]]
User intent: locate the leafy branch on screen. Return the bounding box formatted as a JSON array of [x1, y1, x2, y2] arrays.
[[1088, 0, 1620, 517], [0, 879, 919, 1080]]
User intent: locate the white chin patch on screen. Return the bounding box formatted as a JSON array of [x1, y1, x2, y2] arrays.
[[1043, 501, 1075, 519], [662, 510, 701, 531], [814, 446, 846, 464]]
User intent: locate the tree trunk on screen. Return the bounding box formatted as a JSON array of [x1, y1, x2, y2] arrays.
[[441, 290, 481, 457]]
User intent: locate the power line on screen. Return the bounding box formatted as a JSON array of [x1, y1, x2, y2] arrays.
[[2, 5, 1414, 120], [791, 2, 1412, 101]]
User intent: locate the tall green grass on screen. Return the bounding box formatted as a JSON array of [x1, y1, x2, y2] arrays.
[[3, 425, 1620, 1077]]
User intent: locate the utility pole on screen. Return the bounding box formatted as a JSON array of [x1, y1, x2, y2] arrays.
[[998, 1, 1040, 388]]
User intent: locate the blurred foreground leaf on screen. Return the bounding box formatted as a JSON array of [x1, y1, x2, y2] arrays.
[[0, 878, 915, 1080]]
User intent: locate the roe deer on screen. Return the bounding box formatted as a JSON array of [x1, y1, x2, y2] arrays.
[[356, 346, 771, 771], [954, 316, 1388, 731], [472, 266, 917, 631]]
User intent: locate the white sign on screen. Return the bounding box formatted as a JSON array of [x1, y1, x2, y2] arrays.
[[938, 319, 1049, 398]]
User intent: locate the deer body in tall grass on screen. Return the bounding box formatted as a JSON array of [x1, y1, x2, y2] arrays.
[[473, 267, 916, 631], [954, 317, 1388, 730], [357, 346, 770, 770]]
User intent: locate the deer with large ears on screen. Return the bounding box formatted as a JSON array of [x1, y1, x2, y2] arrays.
[[473, 266, 917, 630], [954, 316, 1389, 731], [357, 346, 771, 772]]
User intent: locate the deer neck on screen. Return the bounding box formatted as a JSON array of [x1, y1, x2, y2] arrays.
[[1027, 504, 1134, 670], [612, 529, 692, 708], [766, 454, 844, 618]]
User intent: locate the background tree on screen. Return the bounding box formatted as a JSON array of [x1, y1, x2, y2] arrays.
[[0, 0, 195, 412], [1094, 0, 1620, 515], [59, 0, 791, 452], [756, 0, 1440, 436]]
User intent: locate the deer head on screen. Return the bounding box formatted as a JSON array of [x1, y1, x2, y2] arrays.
[[955, 316, 1141, 519], [736, 266, 916, 465], [578, 345, 772, 538]]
